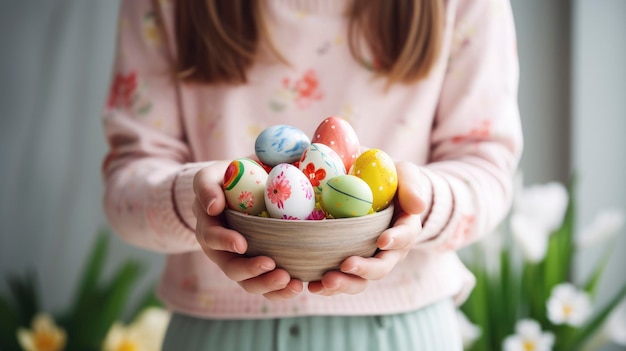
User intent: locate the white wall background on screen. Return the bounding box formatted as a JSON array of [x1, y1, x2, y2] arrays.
[[0, 0, 165, 315], [571, 5, 626, 351], [0, 0, 624, 349]]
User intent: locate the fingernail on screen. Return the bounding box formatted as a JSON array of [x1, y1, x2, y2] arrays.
[[206, 198, 217, 214], [232, 242, 244, 254], [342, 266, 358, 274], [274, 278, 289, 288], [381, 238, 394, 250], [259, 264, 273, 272], [290, 284, 303, 294]]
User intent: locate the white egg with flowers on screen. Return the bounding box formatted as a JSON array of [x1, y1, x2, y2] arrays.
[[264, 163, 316, 220], [299, 143, 346, 198]]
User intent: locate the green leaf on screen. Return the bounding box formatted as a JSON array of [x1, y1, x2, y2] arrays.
[[63, 232, 145, 351], [462, 265, 492, 351], [71, 229, 109, 314], [563, 282, 626, 350], [86, 260, 143, 349], [500, 248, 519, 333], [522, 261, 548, 325], [6, 270, 40, 327], [582, 243, 614, 300], [0, 294, 20, 351], [543, 178, 576, 302]]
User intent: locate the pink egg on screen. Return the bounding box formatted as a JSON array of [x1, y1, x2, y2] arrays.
[[311, 116, 360, 172]]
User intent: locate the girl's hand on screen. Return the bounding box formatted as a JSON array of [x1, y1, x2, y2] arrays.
[[192, 161, 304, 300], [308, 161, 426, 296]]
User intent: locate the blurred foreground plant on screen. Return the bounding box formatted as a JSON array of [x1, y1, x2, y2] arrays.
[[459, 177, 626, 351], [0, 230, 168, 351]]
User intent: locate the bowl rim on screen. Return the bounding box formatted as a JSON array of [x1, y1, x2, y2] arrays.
[[224, 203, 394, 225]]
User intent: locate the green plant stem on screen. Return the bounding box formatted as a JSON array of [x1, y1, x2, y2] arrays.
[[583, 242, 615, 300]]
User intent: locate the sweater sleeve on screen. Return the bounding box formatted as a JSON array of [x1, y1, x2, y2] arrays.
[[415, 0, 523, 251], [101, 0, 205, 253]]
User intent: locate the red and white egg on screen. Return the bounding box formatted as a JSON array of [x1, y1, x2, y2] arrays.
[[311, 116, 361, 172], [298, 143, 346, 198]]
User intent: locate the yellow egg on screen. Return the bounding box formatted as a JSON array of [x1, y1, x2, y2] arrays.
[[349, 149, 398, 211]]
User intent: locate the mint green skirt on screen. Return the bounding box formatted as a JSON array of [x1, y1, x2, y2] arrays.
[[161, 298, 462, 351]]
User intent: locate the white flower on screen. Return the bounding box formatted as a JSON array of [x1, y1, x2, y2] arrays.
[[102, 307, 171, 351], [576, 208, 625, 248], [503, 319, 554, 351], [514, 182, 568, 233], [456, 309, 481, 349], [510, 182, 568, 262], [511, 214, 549, 263], [17, 313, 67, 351], [546, 283, 592, 327]]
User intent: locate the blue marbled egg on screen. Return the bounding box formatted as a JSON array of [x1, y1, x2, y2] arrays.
[[255, 125, 311, 166]]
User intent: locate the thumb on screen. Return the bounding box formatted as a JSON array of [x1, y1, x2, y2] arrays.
[[395, 161, 426, 215], [193, 161, 230, 216]]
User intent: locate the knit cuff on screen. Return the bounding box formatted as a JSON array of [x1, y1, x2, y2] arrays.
[[415, 167, 453, 245], [416, 170, 474, 252], [173, 162, 216, 231], [145, 165, 201, 253]]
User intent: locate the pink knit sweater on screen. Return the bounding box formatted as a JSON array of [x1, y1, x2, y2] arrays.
[[102, 0, 522, 319]]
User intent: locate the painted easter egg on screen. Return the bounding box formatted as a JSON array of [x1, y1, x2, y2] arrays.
[[299, 143, 346, 197], [223, 158, 268, 215], [255, 125, 311, 166], [264, 163, 316, 220], [321, 175, 373, 218], [311, 116, 360, 172], [349, 149, 398, 212]]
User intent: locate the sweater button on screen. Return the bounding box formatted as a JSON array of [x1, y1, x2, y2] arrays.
[[289, 324, 300, 337]]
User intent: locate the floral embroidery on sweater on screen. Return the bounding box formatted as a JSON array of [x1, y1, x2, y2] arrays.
[[269, 69, 324, 111], [142, 11, 161, 46], [440, 215, 475, 251], [107, 71, 152, 115], [452, 120, 492, 143]]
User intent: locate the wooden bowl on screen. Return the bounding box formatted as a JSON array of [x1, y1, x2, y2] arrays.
[[224, 205, 394, 282]]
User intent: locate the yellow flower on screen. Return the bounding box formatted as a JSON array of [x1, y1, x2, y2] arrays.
[[102, 307, 171, 351], [17, 313, 67, 351]]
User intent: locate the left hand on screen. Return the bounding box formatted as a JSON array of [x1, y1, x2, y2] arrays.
[[308, 161, 426, 295]]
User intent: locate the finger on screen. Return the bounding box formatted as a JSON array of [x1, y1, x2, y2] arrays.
[[193, 161, 230, 216], [376, 213, 422, 250], [339, 249, 406, 281], [263, 279, 305, 300], [395, 161, 426, 215], [308, 271, 368, 295], [207, 251, 277, 282], [237, 269, 292, 294], [199, 220, 248, 255]]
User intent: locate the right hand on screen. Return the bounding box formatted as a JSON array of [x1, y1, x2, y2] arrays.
[[192, 161, 304, 300]]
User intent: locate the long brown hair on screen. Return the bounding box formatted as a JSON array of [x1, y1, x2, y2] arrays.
[[174, 0, 444, 85]]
